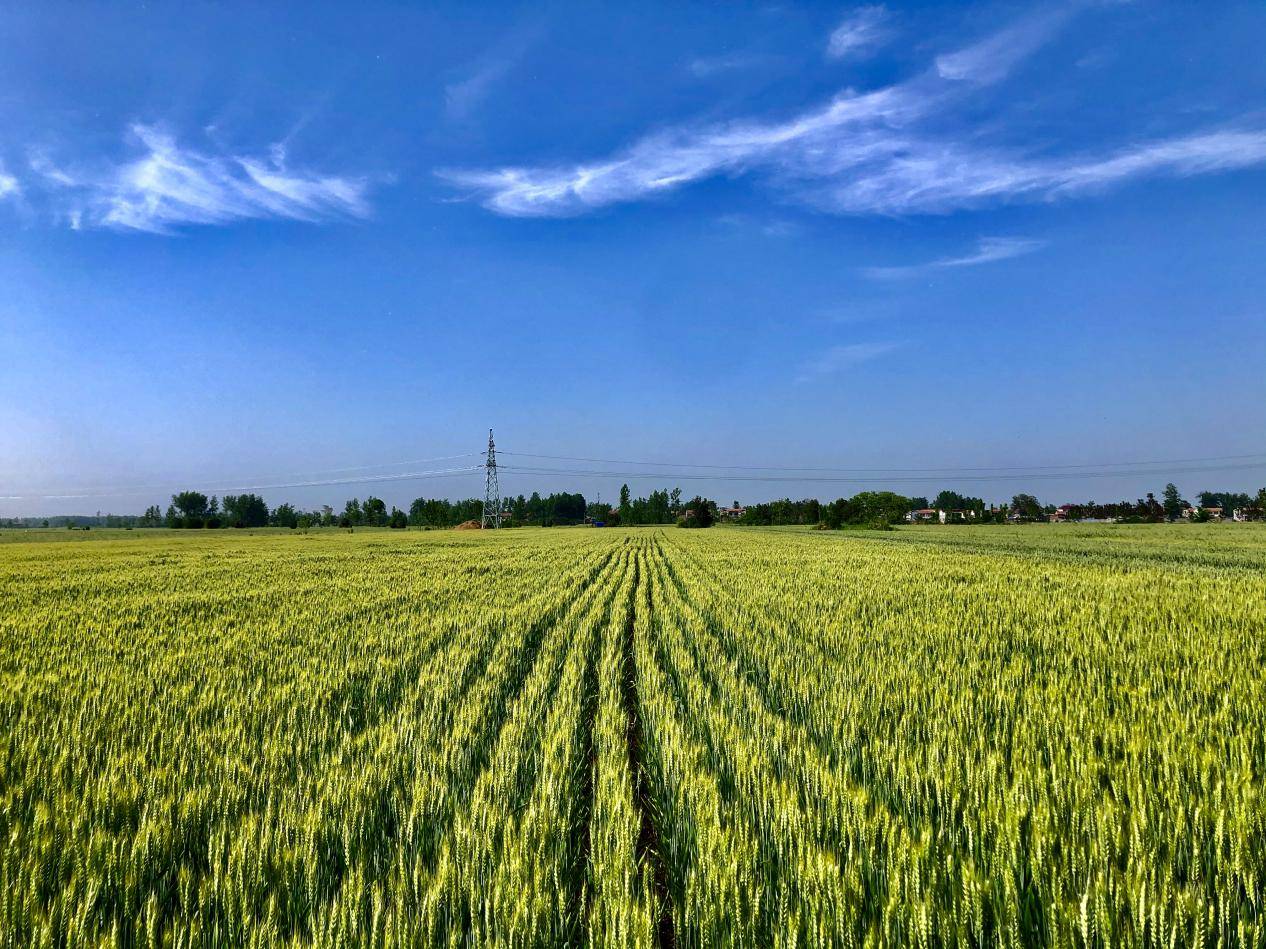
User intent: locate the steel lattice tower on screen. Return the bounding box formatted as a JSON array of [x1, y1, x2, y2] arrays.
[[481, 429, 501, 528]]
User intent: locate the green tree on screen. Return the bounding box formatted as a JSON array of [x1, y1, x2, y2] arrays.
[[850, 491, 913, 525], [1161, 483, 1186, 521], [1010, 494, 1043, 521], [223, 494, 269, 528], [933, 490, 969, 511], [343, 498, 364, 527], [271, 503, 299, 529], [171, 491, 210, 528], [363, 496, 388, 527], [821, 498, 848, 530], [681, 496, 714, 528], [389, 507, 408, 529]]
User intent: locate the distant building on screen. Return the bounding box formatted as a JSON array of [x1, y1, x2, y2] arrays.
[[906, 508, 938, 523], [718, 505, 746, 519], [1182, 506, 1224, 521]]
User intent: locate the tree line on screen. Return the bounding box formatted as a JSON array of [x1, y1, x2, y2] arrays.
[[130, 485, 717, 530], [5, 482, 1263, 531]]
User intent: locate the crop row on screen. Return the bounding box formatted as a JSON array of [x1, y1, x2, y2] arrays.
[[1, 525, 1263, 946]]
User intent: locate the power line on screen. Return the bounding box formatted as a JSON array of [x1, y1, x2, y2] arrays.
[[1, 465, 483, 502], [497, 449, 1266, 475], [1, 455, 478, 506], [7, 443, 1264, 503], [498, 460, 1266, 485]]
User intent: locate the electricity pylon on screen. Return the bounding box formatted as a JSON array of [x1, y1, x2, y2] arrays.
[[481, 429, 501, 528]]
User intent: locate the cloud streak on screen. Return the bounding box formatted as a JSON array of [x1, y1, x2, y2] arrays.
[[864, 236, 1045, 278], [797, 341, 901, 382], [440, 11, 1266, 220], [689, 52, 771, 78], [445, 24, 542, 120], [826, 6, 889, 61], [934, 8, 1067, 83], [26, 125, 375, 233]]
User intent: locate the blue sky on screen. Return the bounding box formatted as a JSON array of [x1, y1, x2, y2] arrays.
[[2, 1, 1264, 515]]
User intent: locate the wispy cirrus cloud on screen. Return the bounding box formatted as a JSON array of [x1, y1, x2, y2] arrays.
[[826, 6, 889, 61], [716, 212, 805, 238], [0, 168, 18, 199], [445, 24, 543, 120], [864, 236, 1045, 278], [797, 340, 901, 382], [933, 7, 1067, 83], [439, 9, 1266, 220], [26, 124, 376, 233], [821, 129, 1266, 214], [688, 52, 772, 78]]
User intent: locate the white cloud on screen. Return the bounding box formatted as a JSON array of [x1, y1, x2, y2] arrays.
[[689, 52, 770, 78], [823, 130, 1266, 214], [442, 10, 1266, 220], [0, 168, 18, 199], [447, 61, 516, 120], [1047, 130, 1266, 195], [826, 6, 888, 60], [934, 8, 1068, 83], [437, 83, 919, 216], [864, 236, 1045, 278], [28, 151, 78, 187], [446, 25, 542, 120], [798, 341, 901, 381], [716, 212, 805, 237], [30, 124, 374, 233]]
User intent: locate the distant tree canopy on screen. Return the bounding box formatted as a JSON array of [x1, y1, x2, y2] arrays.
[[342, 498, 363, 527], [1162, 483, 1187, 520], [362, 497, 388, 527], [679, 496, 715, 528], [587, 500, 615, 524], [1198, 490, 1252, 511], [408, 497, 483, 527], [816, 492, 914, 529], [171, 491, 210, 528], [933, 490, 986, 514], [223, 494, 269, 528], [102, 481, 1266, 533], [1010, 494, 1044, 520], [404, 491, 589, 527], [270, 503, 299, 529], [739, 499, 820, 527], [617, 489, 676, 526]]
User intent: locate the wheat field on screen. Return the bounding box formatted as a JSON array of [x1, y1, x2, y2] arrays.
[[2, 524, 1264, 947]]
